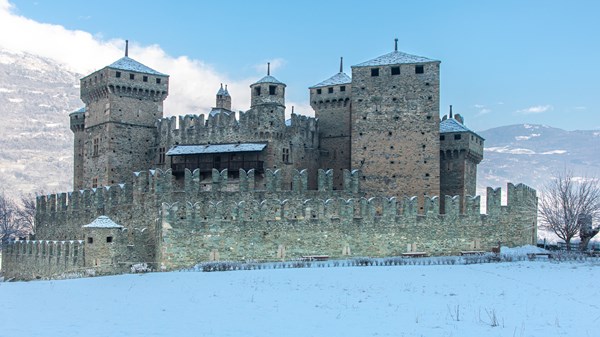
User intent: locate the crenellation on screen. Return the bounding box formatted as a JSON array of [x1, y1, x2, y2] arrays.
[[424, 196, 439, 215], [486, 187, 502, 215], [464, 195, 481, 216]]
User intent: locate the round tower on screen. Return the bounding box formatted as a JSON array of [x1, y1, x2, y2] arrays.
[[69, 107, 86, 190], [250, 62, 286, 108]]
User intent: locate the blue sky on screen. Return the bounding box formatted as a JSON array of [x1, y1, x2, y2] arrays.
[[4, 0, 600, 131]]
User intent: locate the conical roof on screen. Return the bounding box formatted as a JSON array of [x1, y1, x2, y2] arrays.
[[217, 84, 230, 96], [309, 72, 351, 89], [108, 56, 166, 76], [253, 75, 285, 85]]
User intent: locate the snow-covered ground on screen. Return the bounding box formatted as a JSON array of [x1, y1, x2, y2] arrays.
[[1, 253, 599, 337]]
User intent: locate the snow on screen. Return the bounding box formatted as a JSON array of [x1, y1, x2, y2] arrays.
[[1, 256, 599, 337], [485, 146, 567, 155], [7, 97, 23, 103]]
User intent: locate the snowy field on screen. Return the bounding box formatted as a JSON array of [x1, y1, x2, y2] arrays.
[[1, 252, 599, 337]]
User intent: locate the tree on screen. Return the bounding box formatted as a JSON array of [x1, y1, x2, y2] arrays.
[[538, 171, 600, 251], [0, 192, 35, 247]]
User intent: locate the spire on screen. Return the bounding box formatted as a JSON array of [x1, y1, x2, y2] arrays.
[[125, 40, 129, 57], [267, 62, 270, 76], [339, 57, 343, 73], [394, 38, 398, 52], [449, 105, 453, 118]]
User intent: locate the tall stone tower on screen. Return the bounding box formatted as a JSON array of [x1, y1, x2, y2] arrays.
[[310, 57, 352, 189], [439, 107, 484, 212], [249, 62, 286, 130], [350, 41, 441, 205], [216, 84, 231, 110], [78, 43, 169, 188], [70, 107, 86, 190]]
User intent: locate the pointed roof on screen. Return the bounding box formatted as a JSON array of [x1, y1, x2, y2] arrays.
[[253, 75, 285, 85], [108, 56, 167, 76], [309, 72, 351, 89], [440, 118, 473, 134], [217, 84, 230, 97], [354, 50, 437, 67], [82, 216, 123, 229]]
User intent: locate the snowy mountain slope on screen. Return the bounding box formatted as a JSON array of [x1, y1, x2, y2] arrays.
[[1, 259, 598, 337], [477, 124, 600, 193], [0, 48, 82, 196]]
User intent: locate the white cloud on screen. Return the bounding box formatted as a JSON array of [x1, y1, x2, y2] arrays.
[[516, 105, 553, 114], [253, 58, 286, 75], [0, 0, 275, 118], [473, 104, 485, 109]]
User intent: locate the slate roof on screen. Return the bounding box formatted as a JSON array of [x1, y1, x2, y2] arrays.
[[253, 75, 285, 85], [440, 118, 474, 134], [217, 85, 230, 96], [70, 107, 86, 115], [83, 216, 123, 229], [209, 108, 232, 117], [354, 50, 437, 67], [309, 72, 351, 89], [167, 143, 267, 156], [108, 56, 167, 76]]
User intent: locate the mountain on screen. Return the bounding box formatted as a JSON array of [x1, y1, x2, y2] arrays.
[[476, 124, 600, 193], [0, 48, 82, 197]]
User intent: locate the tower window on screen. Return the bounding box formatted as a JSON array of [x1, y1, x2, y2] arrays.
[[282, 148, 290, 163], [454, 134, 461, 140], [340, 86, 346, 92], [93, 138, 99, 157], [269, 85, 277, 95], [255, 86, 261, 96], [316, 88, 322, 94], [129, 73, 135, 80], [391, 66, 400, 75], [415, 65, 424, 74], [87, 237, 93, 244], [115, 71, 121, 78], [371, 68, 379, 77], [92, 177, 98, 189], [158, 147, 166, 164], [156, 78, 161, 84], [328, 87, 334, 93], [143, 76, 148, 82], [440, 135, 445, 141], [106, 236, 113, 243]]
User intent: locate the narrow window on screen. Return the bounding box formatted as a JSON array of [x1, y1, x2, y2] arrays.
[[106, 236, 113, 243], [391, 66, 400, 75], [340, 86, 346, 92], [282, 148, 290, 163], [255, 86, 261, 96], [158, 147, 166, 164], [371, 68, 379, 76], [415, 65, 424, 74], [269, 85, 277, 95], [92, 177, 98, 189], [440, 135, 445, 141], [129, 73, 135, 80], [454, 134, 461, 140], [143, 76, 148, 82], [93, 138, 99, 156], [115, 71, 121, 78], [87, 237, 93, 244], [316, 88, 322, 94], [328, 87, 334, 93], [156, 78, 161, 84]]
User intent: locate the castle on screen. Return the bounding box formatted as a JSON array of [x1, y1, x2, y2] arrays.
[[1, 41, 538, 280]]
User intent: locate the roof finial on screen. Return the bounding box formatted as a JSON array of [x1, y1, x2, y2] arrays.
[[449, 105, 453, 118], [225, 84, 228, 90], [339, 57, 343, 73], [394, 38, 398, 52], [220, 83, 223, 89], [292, 106, 295, 113], [267, 62, 270, 76], [125, 40, 129, 57]]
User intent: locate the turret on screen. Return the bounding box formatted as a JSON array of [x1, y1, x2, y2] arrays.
[[216, 83, 232, 110], [70, 107, 86, 189], [250, 62, 286, 108]]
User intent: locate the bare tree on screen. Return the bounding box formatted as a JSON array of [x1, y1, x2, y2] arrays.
[[0, 192, 32, 246], [538, 171, 600, 250]]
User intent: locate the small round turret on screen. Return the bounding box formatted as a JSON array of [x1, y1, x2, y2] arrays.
[[216, 83, 232, 110], [250, 62, 286, 108]]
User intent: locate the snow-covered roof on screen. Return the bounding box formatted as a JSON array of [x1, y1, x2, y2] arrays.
[[354, 51, 437, 67], [440, 118, 478, 135], [70, 107, 86, 115], [209, 108, 232, 117], [253, 75, 285, 85], [217, 85, 230, 97], [83, 216, 123, 229], [167, 143, 267, 156], [108, 56, 167, 76], [309, 72, 351, 89]]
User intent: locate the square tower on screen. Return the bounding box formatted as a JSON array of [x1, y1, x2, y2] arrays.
[[350, 46, 440, 203]]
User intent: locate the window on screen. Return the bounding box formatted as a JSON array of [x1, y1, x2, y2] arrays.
[[106, 236, 113, 243], [316, 88, 322, 94], [115, 71, 121, 78], [340, 86, 346, 92], [255, 86, 261, 96], [87, 237, 93, 244], [371, 68, 379, 76], [454, 134, 461, 140], [158, 147, 166, 164], [328, 87, 334, 93], [282, 148, 290, 163], [440, 135, 445, 141], [92, 177, 98, 189], [269, 85, 277, 95], [129, 73, 135, 80], [93, 138, 99, 156], [391, 66, 400, 75], [415, 65, 424, 74], [156, 78, 161, 84], [143, 76, 148, 82]]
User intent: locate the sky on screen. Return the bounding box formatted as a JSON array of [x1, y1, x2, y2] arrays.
[[1, 0, 598, 131]]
